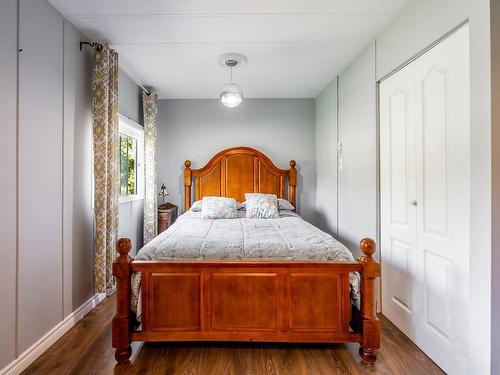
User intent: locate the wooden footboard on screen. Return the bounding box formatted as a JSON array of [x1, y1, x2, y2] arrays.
[[112, 238, 380, 364]]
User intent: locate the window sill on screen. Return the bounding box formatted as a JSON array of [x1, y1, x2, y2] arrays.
[[119, 195, 144, 204]]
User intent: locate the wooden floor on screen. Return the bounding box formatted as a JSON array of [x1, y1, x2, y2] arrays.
[[22, 296, 444, 375]]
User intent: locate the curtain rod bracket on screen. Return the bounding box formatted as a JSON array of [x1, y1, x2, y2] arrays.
[[80, 41, 103, 52]]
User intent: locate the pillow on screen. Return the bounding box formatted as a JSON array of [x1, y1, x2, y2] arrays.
[[245, 193, 279, 219], [241, 198, 295, 211], [192, 199, 244, 212], [201, 196, 238, 219], [190, 200, 203, 212], [277, 198, 295, 211]]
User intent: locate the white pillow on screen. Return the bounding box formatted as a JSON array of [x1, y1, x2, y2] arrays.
[[245, 193, 279, 219], [191, 199, 244, 212], [201, 197, 238, 219]]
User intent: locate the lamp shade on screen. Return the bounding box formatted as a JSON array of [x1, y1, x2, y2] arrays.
[[220, 82, 243, 108]]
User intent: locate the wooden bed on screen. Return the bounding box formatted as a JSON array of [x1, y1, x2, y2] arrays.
[[112, 147, 380, 364]]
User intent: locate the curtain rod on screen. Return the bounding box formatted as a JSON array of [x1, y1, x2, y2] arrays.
[[80, 41, 152, 96]]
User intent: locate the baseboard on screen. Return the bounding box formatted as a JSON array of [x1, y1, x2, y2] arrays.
[[0, 293, 106, 375]]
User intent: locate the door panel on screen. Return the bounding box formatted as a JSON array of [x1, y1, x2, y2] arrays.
[[414, 25, 470, 374], [381, 24, 470, 375], [421, 67, 449, 236], [380, 62, 418, 338]]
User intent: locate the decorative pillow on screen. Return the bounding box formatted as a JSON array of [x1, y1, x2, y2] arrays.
[[277, 198, 295, 211], [192, 199, 243, 212], [190, 200, 203, 212], [241, 198, 294, 211], [201, 197, 238, 219], [245, 193, 279, 219]]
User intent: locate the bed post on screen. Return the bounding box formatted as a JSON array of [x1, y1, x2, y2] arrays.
[[112, 238, 132, 362], [184, 160, 192, 211], [357, 238, 381, 364], [289, 160, 297, 209]]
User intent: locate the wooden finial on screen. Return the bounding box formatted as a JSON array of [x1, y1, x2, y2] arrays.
[[289, 160, 296, 168], [185, 160, 191, 168], [360, 238, 376, 257], [117, 238, 131, 257]]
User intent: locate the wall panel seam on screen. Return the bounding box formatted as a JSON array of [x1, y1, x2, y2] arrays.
[[15, 0, 20, 359], [61, 18, 65, 321]]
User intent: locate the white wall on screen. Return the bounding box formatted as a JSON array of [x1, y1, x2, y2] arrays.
[[315, 79, 338, 236], [0, 0, 95, 369], [337, 43, 377, 256], [117, 70, 144, 254], [157, 99, 317, 223]]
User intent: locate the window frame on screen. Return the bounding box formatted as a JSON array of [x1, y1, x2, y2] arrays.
[[118, 113, 144, 203]]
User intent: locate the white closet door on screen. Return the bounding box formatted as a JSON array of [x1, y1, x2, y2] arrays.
[[413, 24, 470, 374], [381, 24, 470, 375], [380, 62, 418, 339]]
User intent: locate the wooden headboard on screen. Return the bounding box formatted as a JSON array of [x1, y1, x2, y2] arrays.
[[184, 147, 297, 210]]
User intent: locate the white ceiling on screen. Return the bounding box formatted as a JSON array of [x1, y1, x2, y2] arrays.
[[49, 0, 410, 99]]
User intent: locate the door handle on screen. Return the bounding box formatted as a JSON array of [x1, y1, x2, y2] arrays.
[[409, 200, 417, 206]]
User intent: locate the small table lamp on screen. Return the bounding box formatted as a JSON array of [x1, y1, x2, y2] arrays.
[[159, 183, 169, 204]]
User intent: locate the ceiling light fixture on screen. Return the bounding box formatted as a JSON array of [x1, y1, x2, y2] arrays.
[[219, 53, 247, 108]]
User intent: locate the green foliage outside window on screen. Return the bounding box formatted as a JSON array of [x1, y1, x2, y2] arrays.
[[120, 134, 137, 195]]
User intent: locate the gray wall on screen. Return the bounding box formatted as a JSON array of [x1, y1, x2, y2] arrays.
[[157, 99, 317, 223], [0, 0, 94, 367], [118, 71, 144, 254], [18, 0, 64, 351], [0, 0, 19, 368], [376, 2, 492, 373], [119, 70, 143, 125], [315, 43, 377, 259], [316, 0, 492, 372], [337, 43, 377, 256], [63, 19, 94, 316], [315, 80, 338, 236], [490, 0, 500, 373]]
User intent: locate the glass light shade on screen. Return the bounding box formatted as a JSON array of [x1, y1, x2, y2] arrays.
[[220, 82, 243, 108]]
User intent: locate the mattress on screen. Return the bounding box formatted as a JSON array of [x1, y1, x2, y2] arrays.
[[131, 210, 360, 318]]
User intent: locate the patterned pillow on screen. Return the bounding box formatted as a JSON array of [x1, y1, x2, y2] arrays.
[[241, 198, 294, 211], [201, 197, 238, 219], [245, 193, 279, 219], [192, 199, 243, 212], [278, 198, 295, 211], [190, 200, 203, 212]]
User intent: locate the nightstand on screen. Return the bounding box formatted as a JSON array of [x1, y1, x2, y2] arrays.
[[158, 202, 178, 234]]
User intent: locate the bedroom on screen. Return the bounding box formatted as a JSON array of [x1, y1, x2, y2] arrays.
[[0, 0, 498, 374]]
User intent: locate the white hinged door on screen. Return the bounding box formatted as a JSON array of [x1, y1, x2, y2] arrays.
[[380, 24, 470, 375]]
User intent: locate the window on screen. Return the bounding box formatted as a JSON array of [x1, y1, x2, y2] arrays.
[[118, 114, 144, 202], [120, 134, 137, 195]]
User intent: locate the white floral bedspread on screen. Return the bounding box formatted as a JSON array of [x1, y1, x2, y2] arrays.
[[131, 210, 360, 318]]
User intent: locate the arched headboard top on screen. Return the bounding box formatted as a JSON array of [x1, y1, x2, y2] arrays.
[[184, 147, 297, 211]]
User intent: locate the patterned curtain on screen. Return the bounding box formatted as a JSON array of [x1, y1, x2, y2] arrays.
[[143, 91, 159, 244], [92, 44, 119, 295]]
